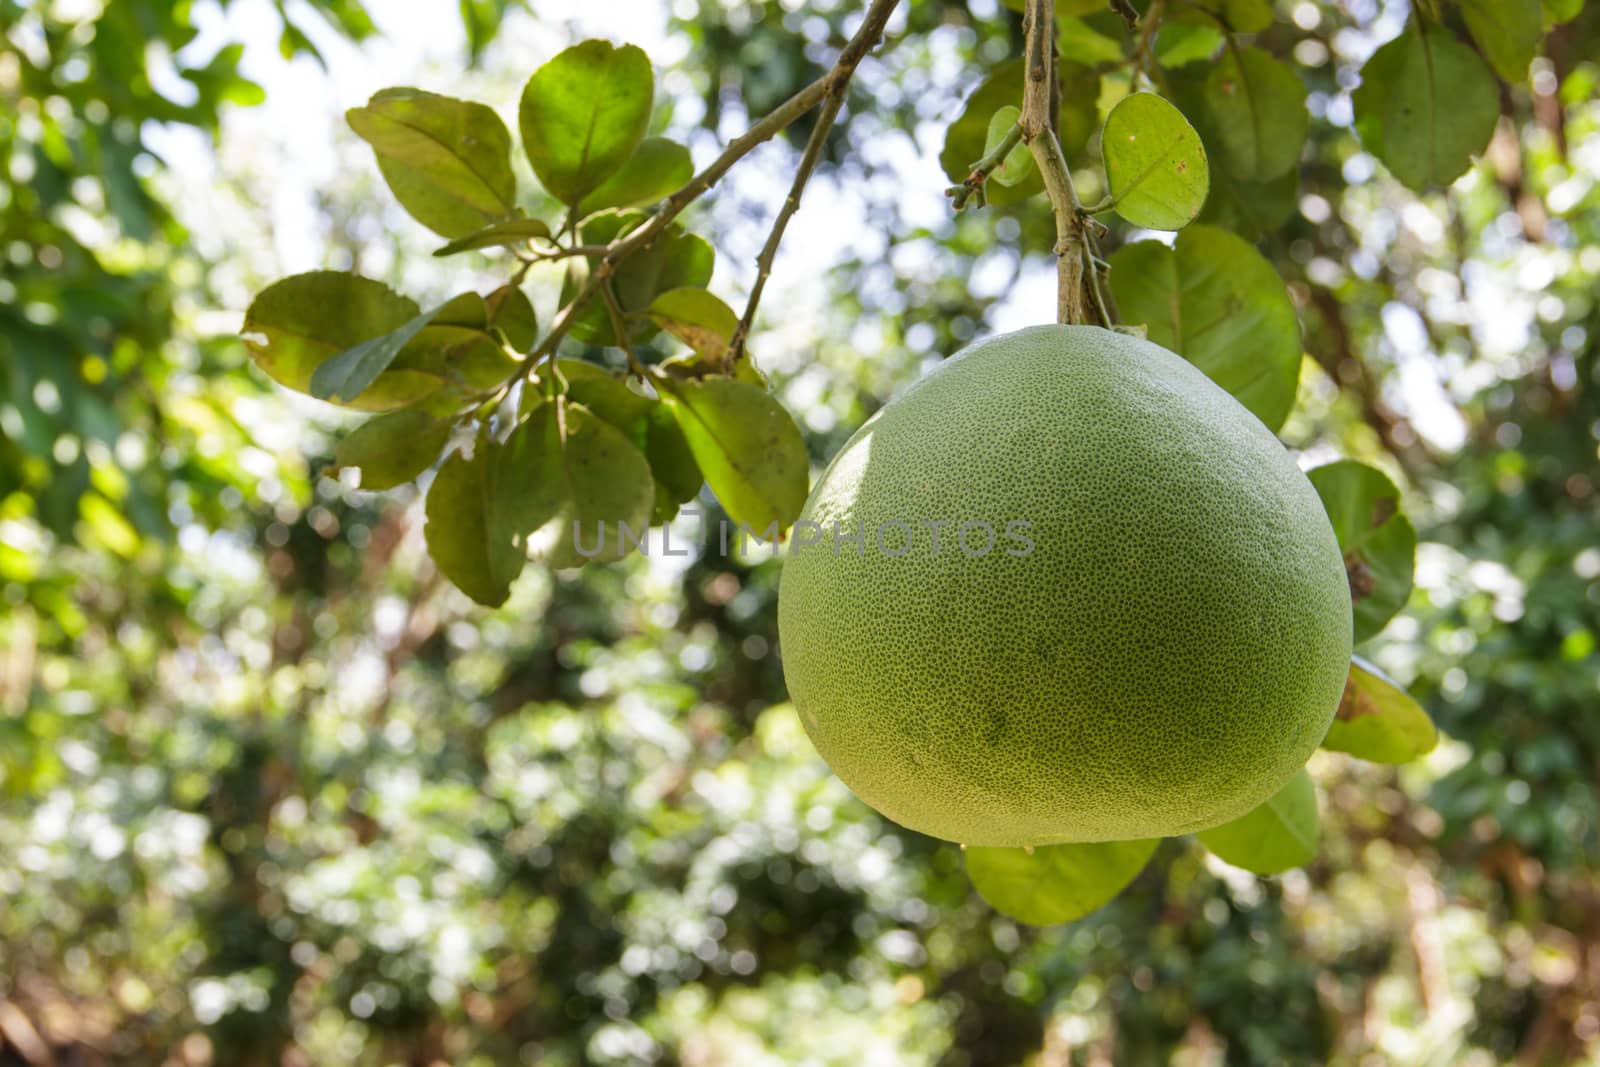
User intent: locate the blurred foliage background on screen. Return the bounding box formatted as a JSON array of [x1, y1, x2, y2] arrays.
[[2, 0, 1599, 1064]]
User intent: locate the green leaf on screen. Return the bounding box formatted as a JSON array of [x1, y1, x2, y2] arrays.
[[579, 136, 693, 214], [648, 287, 741, 362], [1460, 0, 1541, 83], [646, 404, 704, 521], [519, 39, 653, 205], [981, 106, 1033, 188], [1323, 655, 1438, 764], [494, 402, 656, 567], [940, 58, 1099, 208], [1352, 25, 1500, 191], [657, 376, 809, 532], [424, 432, 525, 607], [332, 410, 453, 490], [243, 272, 444, 411], [1196, 769, 1318, 875], [311, 302, 447, 404], [1107, 226, 1301, 432], [1306, 461, 1417, 642], [1155, 23, 1224, 67], [486, 284, 538, 352], [568, 212, 714, 345], [1195, 166, 1298, 240], [1055, 17, 1126, 67], [395, 291, 520, 393], [965, 839, 1159, 926], [432, 217, 552, 257], [1201, 47, 1308, 181], [347, 88, 517, 238], [1102, 92, 1209, 231], [1176, 0, 1273, 32], [1544, 0, 1584, 23]]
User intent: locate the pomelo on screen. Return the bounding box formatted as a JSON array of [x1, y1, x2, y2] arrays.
[[777, 325, 1351, 847]]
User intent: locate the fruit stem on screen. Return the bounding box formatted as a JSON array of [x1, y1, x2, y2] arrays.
[[1020, 0, 1107, 329]]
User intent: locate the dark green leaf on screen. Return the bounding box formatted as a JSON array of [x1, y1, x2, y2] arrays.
[[347, 88, 517, 238], [646, 404, 703, 521], [486, 284, 539, 352], [519, 40, 653, 205], [657, 376, 809, 532], [1103, 92, 1209, 231], [648, 288, 740, 362], [424, 432, 525, 607], [332, 410, 453, 490], [940, 58, 1099, 208], [432, 217, 553, 257], [1176, 0, 1273, 32], [1307, 461, 1417, 642], [1107, 226, 1301, 432], [1202, 47, 1308, 181], [1352, 26, 1500, 191], [1155, 23, 1224, 67], [394, 291, 520, 393], [1460, 0, 1541, 82], [965, 839, 1158, 926], [243, 272, 444, 411], [1195, 166, 1298, 239], [1323, 655, 1439, 764], [1196, 769, 1318, 874], [579, 137, 694, 214], [567, 212, 714, 345], [494, 402, 656, 568], [1055, 17, 1126, 66]]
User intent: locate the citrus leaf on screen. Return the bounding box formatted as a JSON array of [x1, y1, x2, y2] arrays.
[[1103, 92, 1209, 231], [1352, 25, 1500, 191], [1175, 0, 1272, 31], [1544, 0, 1584, 24], [1155, 23, 1224, 67], [982, 106, 1033, 188], [394, 291, 519, 394], [1195, 165, 1298, 240], [658, 376, 809, 533], [567, 212, 714, 345], [1196, 769, 1318, 875], [424, 432, 524, 607], [1107, 226, 1301, 432], [646, 404, 703, 521], [1323, 655, 1438, 764], [485, 284, 538, 352], [648, 287, 740, 362], [965, 839, 1159, 926], [347, 88, 517, 239], [1460, 0, 1541, 83], [332, 409, 453, 490], [1306, 461, 1417, 642], [494, 402, 655, 568], [310, 302, 448, 405], [432, 217, 553, 257], [939, 58, 1099, 208], [1055, 17, 1126, 67], [1201, 47, 1308, 181], [519, 39, 653, 205], [243, 272, 443, 411], [579, 136, 693, 214]]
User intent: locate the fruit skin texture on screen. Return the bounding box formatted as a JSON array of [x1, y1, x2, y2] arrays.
[[778, 325, 1352, 847]]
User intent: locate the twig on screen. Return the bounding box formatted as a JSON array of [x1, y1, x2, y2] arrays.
[[1129, 0, 1165, 87], [948, 121, 1023, 211], [598, 279, 652, 380], [1020, 0, 1094, 326], [728, 36, 876, 368], [524, 0, 902, 373]]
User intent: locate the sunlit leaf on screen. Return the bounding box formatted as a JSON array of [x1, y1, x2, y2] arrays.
[[1102, 92, 1209, 231], [966, 839, 1159, 925], [519, 39, 653, 205], [348, 88, 517, 238], [1196, 769, 1318, 874], [579, 137, 694, 214], [1323, 655, 1438, 764], [311, 303, 446, 405], [658, 376, 809, 532], [1108, 226, 1301, 432], [1460, 0, 1541, 82], [433, 217, 553, 257], [1307, 460, 1417, 642], [648, 287, 740, 363], [1352, 25, 1499, 191]]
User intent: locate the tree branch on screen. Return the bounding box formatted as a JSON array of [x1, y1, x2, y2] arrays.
[[527, 0, 902, 371], [1020, 0, 1094, 326]]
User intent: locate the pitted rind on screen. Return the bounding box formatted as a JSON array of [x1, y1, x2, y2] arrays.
[[777, 325, 1353, 847]]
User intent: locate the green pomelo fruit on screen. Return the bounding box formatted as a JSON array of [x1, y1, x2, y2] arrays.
[[777, 325, 1352, 847]]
